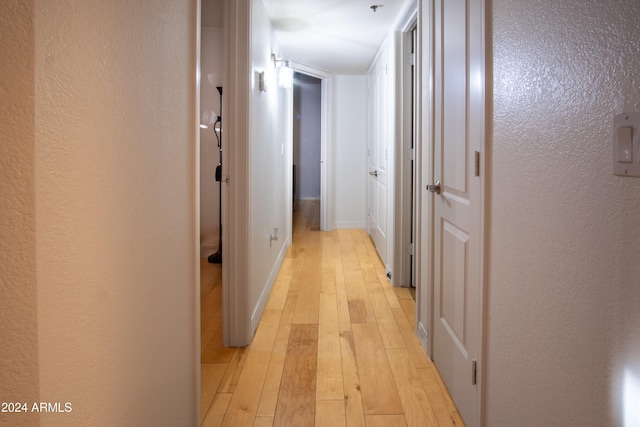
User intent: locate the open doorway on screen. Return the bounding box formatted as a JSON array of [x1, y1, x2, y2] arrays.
[[290, 63, 333, 233], [394, 17, 420, 290], [401, 25, 418, 290], [200, 1, 224, 263], [199, 0, 229, 376], [293, 72, 322, 229]]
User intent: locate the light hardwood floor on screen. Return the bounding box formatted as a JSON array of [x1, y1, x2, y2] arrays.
[[200, 200, 465, 427]]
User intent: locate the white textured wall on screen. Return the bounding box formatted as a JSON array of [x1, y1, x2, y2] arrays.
[[248, 0, 292, 330], [489, 1, 640, 425], [334, 76, 367, 228], [34, 1, 199, 425], [0, 2, 40, 426], [200, 26, 223, 256]]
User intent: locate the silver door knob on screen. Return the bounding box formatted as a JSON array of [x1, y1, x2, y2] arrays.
[[369, 171, 378, 177], [426, 180, 441, 195]]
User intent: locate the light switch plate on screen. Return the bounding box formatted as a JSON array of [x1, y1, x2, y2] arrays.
[[613, 112, 640, 177], [258, 71, 268, 92]]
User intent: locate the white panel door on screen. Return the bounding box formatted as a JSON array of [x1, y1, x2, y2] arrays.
[[431, 0, 484, 425], [367, 49, 388, 264]]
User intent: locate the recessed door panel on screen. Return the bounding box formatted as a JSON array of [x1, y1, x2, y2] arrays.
[[440, 220, 469, 356], [442, 0, 469, 196]]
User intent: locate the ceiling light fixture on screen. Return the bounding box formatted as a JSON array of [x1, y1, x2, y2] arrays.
[[370, 4, 383, 12]]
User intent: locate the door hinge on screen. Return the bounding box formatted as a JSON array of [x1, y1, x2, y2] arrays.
[[472, 360, 477, 385], [408, 53, 415, 66], [474, 151, 480, 177], [408, 148, 414, 160], [407, 243, 414, 256]]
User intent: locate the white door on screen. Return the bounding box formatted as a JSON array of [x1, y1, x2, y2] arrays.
[[367, 49, 389, 264], [431, 0, 485, 425]]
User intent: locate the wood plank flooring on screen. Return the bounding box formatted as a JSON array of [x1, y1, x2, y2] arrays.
[[200, 200, 465, 426]]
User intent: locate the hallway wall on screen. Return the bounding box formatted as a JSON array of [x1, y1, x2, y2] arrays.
[[23, 1, 197, 425], [488, 0, 640, 425], [333, 75, 367, 229], [0, 2, 39, 426], [248, 0, 292, 333]]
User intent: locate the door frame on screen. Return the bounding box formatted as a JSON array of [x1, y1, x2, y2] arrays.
[[290, 63, 333, 232], [393, 0, 419, 288], [416, 0, 433, 361], [222, 0, 251, 347]]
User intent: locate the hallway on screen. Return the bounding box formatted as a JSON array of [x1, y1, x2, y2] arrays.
[[200, 201, 463, 426]]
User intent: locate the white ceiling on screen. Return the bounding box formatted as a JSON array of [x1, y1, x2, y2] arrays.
[[263, 0, 406, 74], [203, 0, 407, 75]]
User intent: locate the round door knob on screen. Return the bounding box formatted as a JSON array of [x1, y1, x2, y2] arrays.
[[426, 180, 441, 195]]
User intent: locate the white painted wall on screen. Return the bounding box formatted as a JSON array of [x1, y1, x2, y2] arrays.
[[488, 0, 640, 425], [293, 73, 322, 200], [333, 76, 367, 229], [200, 26, 223, 257], [248, 0, 292, 332], [30, 1, 198, 425]]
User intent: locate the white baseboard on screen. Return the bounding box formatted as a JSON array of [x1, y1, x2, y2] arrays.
[[334, 221, 365, 229], [250, 236, 291, 336]]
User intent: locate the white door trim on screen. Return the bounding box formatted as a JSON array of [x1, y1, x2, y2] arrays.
[[222, 0, 251, 347], [392, 0, 419, 288], [394, 0, 418, 32], [417, 0, 435, 359], [291, 62, 334, 231]]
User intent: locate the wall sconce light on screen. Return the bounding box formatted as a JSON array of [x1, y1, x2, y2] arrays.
[[271, 53, 291, 69], [271, 54, 293, 89], [279, 67, 293, 89]]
